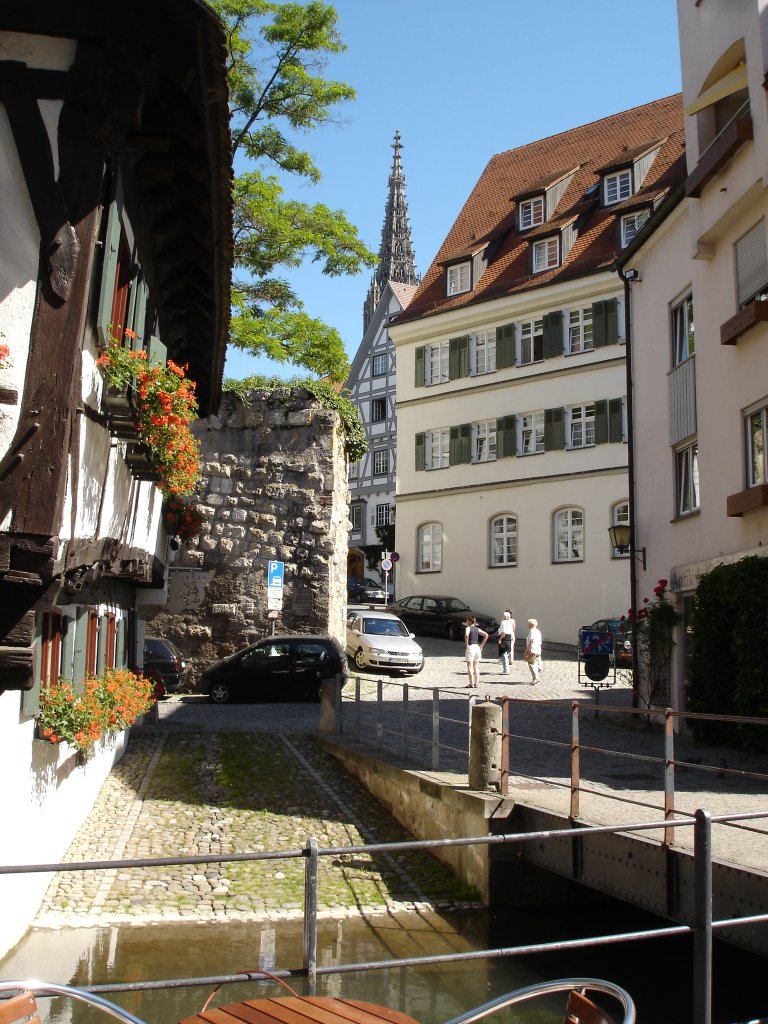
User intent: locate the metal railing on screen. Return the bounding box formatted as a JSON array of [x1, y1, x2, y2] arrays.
[[2, 810, 767, 1024]]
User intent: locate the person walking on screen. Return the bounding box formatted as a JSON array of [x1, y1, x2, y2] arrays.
[[498, 610, 515, 675], [525, 618, 542, 684], [464, 615, 488, 688]]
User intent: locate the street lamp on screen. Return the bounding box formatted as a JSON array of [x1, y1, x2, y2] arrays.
[[608, 523, 646, 570]]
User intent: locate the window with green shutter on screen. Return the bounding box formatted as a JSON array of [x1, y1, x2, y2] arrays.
[[448, 336, 469, 380], [415, 432, 425, 471], [544, 407, 565, 450], [415, 346, 425, 387], [609, 397, 624, 441], [543, 311, 563, 358], [592, 298, 619, 347], [594, 399, 609, 444], [496, 415, 516, 458], [496, 323, 516, 369], [449, 423, 472, 465]]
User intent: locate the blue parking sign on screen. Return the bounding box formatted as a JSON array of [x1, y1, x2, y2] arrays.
[[268, 560, 285, 588]]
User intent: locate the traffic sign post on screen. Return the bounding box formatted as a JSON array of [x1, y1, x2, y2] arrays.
[[381, 551, 394, 607], [266, 561, 285, 634]]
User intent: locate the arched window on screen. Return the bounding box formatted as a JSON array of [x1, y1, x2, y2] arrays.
[[490, 514, 518, 567], [417, 523, 442, 573], [611, 500, 630, 558], [554, 507, 584, 562]]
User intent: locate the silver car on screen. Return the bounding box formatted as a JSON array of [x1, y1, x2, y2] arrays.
[[346, 610, 424, 675]]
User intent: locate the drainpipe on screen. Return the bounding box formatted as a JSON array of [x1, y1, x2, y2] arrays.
[[617, 265, 640, 708]]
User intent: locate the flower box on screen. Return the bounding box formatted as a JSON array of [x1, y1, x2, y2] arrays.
[[125, 442, 162, 482], [102, 384, 140, 440]]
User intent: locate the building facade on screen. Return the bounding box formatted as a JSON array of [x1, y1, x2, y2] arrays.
[[390, 98, 685, 644], [346, 133, 418, 588], [620, 0, 768, 708]]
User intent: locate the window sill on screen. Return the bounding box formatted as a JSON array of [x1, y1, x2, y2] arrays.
[[720, 298, 768, 345], [553, 559, 584, 564], [727, 484, 768, 517], [670, 508, 701, 524]]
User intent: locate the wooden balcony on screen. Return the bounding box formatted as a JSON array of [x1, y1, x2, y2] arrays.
[[720, 298, 768, 345], [685, 110, 753, 198], [727, 483, 768, 517]]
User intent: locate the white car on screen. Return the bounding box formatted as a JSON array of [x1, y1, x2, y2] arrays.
[[346, 610, 424, 675]]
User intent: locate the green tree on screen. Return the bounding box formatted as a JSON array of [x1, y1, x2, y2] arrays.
[[212, 0, 377, 382]]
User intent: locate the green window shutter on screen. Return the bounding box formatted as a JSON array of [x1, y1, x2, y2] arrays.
[[544, 407, 565, 450], [593, 298, 619, 347], [449, 423, 472, 465], [96, 182, 125, 347], [609, 397, 624, 442], [594, 399, 608, 444], [496, 415, 516, 458], [496, 323, 515, 368], [449, 335, 469, 379], [543, 311, 563, 358], [415, 346, 425, 387], [415, 432, 425, 471], [72, 609, 87, 688], [22, 621, 42, 716], [130, 276, 148, 352], [148, 336, 167, 369]]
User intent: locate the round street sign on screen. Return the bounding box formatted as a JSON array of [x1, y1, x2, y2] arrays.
[[391, 552, 400, 562], [381, 558, 393, 572]]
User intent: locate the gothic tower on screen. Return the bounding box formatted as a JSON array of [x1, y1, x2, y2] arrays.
[[363, 131, 419, 331]]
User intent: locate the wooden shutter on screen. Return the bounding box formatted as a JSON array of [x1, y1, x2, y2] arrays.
[[544, 407, 565, 450], [415, 346, 425, 387], [496, 415, 516, 458], [415, 432, 425, 471], [736, 219, 768, 306], [449, 336, 469, 379], [593, 298, 619, 346], [496, 323, 515, 368], [449, 423, 471, 465], [594, 399, 608, 444], [148, 336, 168, 369], [609, 397, 624, 442], [97, 178, 125, 346], [543, 311, 563, 358]]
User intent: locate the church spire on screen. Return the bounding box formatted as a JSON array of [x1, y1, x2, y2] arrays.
[[363, 131, 419, 331]]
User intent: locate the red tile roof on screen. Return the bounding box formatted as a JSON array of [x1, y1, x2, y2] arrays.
[[395, 95, 685, 325]]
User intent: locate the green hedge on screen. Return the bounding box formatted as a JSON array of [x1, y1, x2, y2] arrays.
[[686, 555, 768, 748]]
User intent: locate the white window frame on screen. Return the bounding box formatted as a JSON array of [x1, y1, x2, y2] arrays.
[[519, 318, 544, 365], [532, 236, 560, 273], [371, 397, 386, 422], [604, 169, 632, 205], [351, 506, 362, 533], [447, 262, 471, 295], [519, 195, 544, 230], [490, 514, 518, 567], [469, 330, 496, 375], [472, 420, 497, 463], [747, 401, 768, 488], [371, 353, 387, 377], [518, 411, 545, 455], [671, 292, 695, 366], [373, 449, 389, 476], [376, 503, 391, 527], [676, 441, 700, 516], [621, 212, 641, 247], [554, 508, 584, 562], [417, 522, 442, 572], [567, 403, 596, 448], [611, 500, 630, 559], [426, 428, 450, 470], [425, 341, 449, 385], [735, 219, 768, 308], [567, 307, 594, 354]]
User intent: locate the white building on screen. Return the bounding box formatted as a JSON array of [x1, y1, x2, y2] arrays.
[[389, 98, 685, 644]]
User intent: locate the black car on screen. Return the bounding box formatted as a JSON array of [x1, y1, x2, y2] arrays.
[[387, 595, 499, 641], [580, 618, 633, 667], [142, 637, 188, 693], [347, 576, 387, 603], [200, 634, 349, 704]]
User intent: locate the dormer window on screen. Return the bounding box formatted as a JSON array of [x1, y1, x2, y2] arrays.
[[519, 195, 545, 230], [532, 235, 560, 273], [604, 169, 632, 205], [446, 261, 471, 296], [620, 209, 650, 248]]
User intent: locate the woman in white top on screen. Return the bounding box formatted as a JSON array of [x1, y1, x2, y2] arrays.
[[525, 618, 542, 683], [498, 610, 515, 675]]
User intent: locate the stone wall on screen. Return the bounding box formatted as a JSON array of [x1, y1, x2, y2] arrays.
[[146, 387, 349, 684]]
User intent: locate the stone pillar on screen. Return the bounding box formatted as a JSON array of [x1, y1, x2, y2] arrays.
[[469, 699, 502, 792]]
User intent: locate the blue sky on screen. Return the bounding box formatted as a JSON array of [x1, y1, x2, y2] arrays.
[[224, 0, 683, 381]]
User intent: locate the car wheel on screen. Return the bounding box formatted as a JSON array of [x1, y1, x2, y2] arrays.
[[208, 681, 231, 704], [354, 647, 368, 670], [447, 622, 461, 642]]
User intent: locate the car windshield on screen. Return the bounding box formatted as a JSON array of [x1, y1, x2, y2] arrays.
[[440, 598, 471, 613], [362, 617, 408, 637]]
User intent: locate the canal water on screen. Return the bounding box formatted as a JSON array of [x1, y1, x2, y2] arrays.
[[2, 904, 766, 1024]]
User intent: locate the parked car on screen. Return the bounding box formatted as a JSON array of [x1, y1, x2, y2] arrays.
[[580, 618, 633, 667], [387, 595, 499, 641], [347, 576, 387, 603], [142, 637, 188, 694], [346, 610, 424, 675], [199, 635, 349, 704]]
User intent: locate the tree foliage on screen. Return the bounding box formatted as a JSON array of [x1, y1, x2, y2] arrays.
[[211, 0, 377, 382]]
